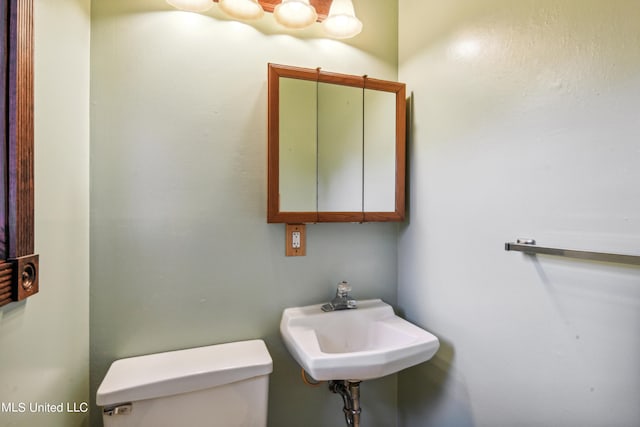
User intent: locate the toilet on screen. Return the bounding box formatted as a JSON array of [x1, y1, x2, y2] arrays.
[[96, 339, 272, 427]]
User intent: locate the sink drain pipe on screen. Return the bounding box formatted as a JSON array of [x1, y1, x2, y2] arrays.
[[329, 380, 362, 427]]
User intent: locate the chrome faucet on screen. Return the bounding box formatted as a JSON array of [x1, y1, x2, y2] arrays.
[[322, 281, 357, 312]]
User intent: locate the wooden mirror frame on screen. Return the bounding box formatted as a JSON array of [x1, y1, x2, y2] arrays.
[[267, 63, 406, 223], [0, 0, 38, 308]]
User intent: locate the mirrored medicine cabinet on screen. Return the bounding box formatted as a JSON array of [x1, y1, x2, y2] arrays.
[[267, 63, 406, 223]]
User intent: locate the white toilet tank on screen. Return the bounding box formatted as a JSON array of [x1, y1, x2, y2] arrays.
[[97, 339, 272, 427]]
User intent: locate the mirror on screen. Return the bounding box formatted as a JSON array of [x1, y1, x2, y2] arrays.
[[278, 77, 317, 212], [317, 81, 363, 213], [267, 64, 405, 223]]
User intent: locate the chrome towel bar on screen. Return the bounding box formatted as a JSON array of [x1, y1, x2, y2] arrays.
[[504, 239, 640, 266]]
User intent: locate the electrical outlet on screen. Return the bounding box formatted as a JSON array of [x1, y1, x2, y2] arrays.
[[292, 231, 301, 249], [285, 224, 306, 256]]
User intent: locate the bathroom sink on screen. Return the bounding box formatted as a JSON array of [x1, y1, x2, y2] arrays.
[[280, 299, 439, 381]]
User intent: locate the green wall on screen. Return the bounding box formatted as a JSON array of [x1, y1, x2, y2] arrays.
[[4, 2, 638, 427], [398, 1, 640, 426], [0, 0, 91, 426], [89, 1, 400, 426]]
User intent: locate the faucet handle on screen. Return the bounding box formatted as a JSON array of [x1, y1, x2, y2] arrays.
[[322, 281, 357, 311], [337, 281, 351, 296]]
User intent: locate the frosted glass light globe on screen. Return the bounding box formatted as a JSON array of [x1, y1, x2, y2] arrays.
[[274, 0, 318, 30], [218, 0, 264, 20], [323, 0, 362, 39]]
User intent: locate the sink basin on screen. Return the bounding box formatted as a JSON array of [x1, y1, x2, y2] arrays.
[[280, 299, 439, 381]]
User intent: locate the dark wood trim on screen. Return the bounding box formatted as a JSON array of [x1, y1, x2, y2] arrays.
[[363, 78, 406, 222], [363, 211, 404, 222], [267, 64, 286, 223], [396, 85, 406, 221], [318, 70, 364, 88], [0, 262, 13, 306], [11, 253, 38, 301], [268, 63, 406, 224], [267, 64, 321, 224], [1, 0, 37, 307], [8, 0, 34, 258], [317, 212, 364, 223], [270, 211, 319, 224], [1, 0, 8, 258]]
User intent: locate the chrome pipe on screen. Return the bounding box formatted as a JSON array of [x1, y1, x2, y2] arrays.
[[329, 380, 362, 427]]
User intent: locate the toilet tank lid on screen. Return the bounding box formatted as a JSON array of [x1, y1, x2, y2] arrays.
[[96, 339, 273, 406]]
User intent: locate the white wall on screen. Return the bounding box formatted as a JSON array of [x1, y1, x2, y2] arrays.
[[397, 1, 640, 426], [0, 0, 91, 426], [89, 1, 399, 426]]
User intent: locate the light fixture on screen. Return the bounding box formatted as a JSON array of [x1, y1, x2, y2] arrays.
[[273, 0, 318, 30], [218, 0, 264, 20], [322, 0, 362, 38], [166, 0, 214, 13]]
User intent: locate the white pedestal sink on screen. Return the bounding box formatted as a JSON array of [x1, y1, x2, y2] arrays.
[[280, 299, 439, 381]]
